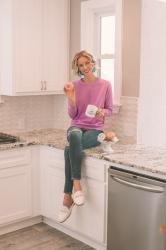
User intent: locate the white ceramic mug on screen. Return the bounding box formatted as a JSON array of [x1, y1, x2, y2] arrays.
[[85, 104, 98, 117], [97, 133, 106, 143]]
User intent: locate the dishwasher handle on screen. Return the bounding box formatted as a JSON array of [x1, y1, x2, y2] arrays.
[[110, 175, 164, 193]]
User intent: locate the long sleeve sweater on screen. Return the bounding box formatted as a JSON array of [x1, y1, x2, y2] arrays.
[[68, 78, 113, 130]]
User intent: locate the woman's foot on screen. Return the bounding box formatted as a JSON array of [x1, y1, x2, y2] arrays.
[[73, 180, 85, 206], [73, 190, 85, 206], [57, 194, 74, 223]]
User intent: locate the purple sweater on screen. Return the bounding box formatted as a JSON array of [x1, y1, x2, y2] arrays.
[[68, 78, 113, 130]]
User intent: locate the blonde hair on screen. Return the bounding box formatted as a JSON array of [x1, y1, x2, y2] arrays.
[[72, 50, 96, 76]]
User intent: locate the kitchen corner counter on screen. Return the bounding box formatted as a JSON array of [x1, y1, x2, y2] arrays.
[[0, 128, 166, 176]]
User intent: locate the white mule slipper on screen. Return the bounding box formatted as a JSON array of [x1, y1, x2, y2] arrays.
[[57, 203, 74, 223], [72, 190, 85, 206]]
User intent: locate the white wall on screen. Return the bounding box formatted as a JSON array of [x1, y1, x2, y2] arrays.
[[122, 0, 141, 97], [138, 0, 166, 147]]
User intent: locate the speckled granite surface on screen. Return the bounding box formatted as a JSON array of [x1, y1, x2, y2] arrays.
[[0, 128, 166, 176]]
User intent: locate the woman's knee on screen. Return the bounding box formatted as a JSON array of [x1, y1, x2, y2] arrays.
[[82, 130, 102, 149], [68, 128, 83, 143]]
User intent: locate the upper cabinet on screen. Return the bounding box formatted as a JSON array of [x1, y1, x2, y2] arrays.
[[0, 0, 69, 95]]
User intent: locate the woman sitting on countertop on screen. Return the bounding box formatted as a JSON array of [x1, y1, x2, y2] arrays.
[[57, 50, 113, 223]]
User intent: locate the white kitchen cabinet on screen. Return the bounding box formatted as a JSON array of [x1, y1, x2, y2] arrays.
[[0, 148, 32, 226], [64, 157, 107, 244], [0, 145, 107, 248], [40, 146, 65, 217], [0, 0, 69, 95], [40, 146, 107, 247]]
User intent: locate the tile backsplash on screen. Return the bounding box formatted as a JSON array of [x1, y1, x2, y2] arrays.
[[105, 96, 138, 141], [0, 95, 55, 131], [0, 95, 138, 142]]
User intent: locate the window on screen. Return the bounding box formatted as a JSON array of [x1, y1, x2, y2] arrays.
[[97, 14, 115, 93], [81, 0, 122, 105]]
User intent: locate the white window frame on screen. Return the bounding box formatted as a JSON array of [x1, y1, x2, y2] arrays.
[[81, 0, 122, 106]]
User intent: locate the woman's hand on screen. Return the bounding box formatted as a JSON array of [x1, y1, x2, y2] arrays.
[[95, 108, 104, 119], [105, 131, 115, 141], [64, 82, 76, 106]]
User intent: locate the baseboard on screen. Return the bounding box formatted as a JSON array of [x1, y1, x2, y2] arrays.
[[0, 215, 43, 236]]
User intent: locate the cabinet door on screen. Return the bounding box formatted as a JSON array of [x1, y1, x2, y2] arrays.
[[0, 0, 69, 95], [64, 178, 106, 244], [0, 166, 32, 225], [64, 157, 107, 244], [13, 0, 42, 93], [40, 147, 65, 217], [44, 166, 106, 244], [42, 0, 69, 92], [44, 166, 64, 219]]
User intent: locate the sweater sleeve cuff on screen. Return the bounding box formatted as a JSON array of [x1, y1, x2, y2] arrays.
[[68, 102, 78, 118]]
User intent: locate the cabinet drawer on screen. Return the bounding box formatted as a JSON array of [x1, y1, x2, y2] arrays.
[[0, 165, 32, 225], [0, 148, 31, 170], [82, 157, 106, 182]]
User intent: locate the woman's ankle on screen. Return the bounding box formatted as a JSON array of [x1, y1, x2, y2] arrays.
[[63, 193, 73, 208], [73, 180, 82, 192]]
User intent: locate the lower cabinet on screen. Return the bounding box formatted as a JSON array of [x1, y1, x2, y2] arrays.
[[0, 145, 107, 248], [0, 148, 32, 226], [40, 146, 107, 245]]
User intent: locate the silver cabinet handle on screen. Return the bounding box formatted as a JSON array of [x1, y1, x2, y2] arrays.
[[43, 80, 47, 90], [110, 175, 164, 193], [40, 80, 43, 90]]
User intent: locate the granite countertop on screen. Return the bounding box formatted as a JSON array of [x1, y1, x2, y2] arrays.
[[0, 128, 166, 176]]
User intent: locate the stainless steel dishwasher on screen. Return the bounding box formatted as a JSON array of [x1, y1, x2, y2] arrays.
[[107, 166, 166, 250]]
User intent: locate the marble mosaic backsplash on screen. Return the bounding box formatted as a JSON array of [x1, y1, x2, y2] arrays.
[[0, 95, 138, 142], [0, 95, 55, 131], [105, 96, 138, 141]]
